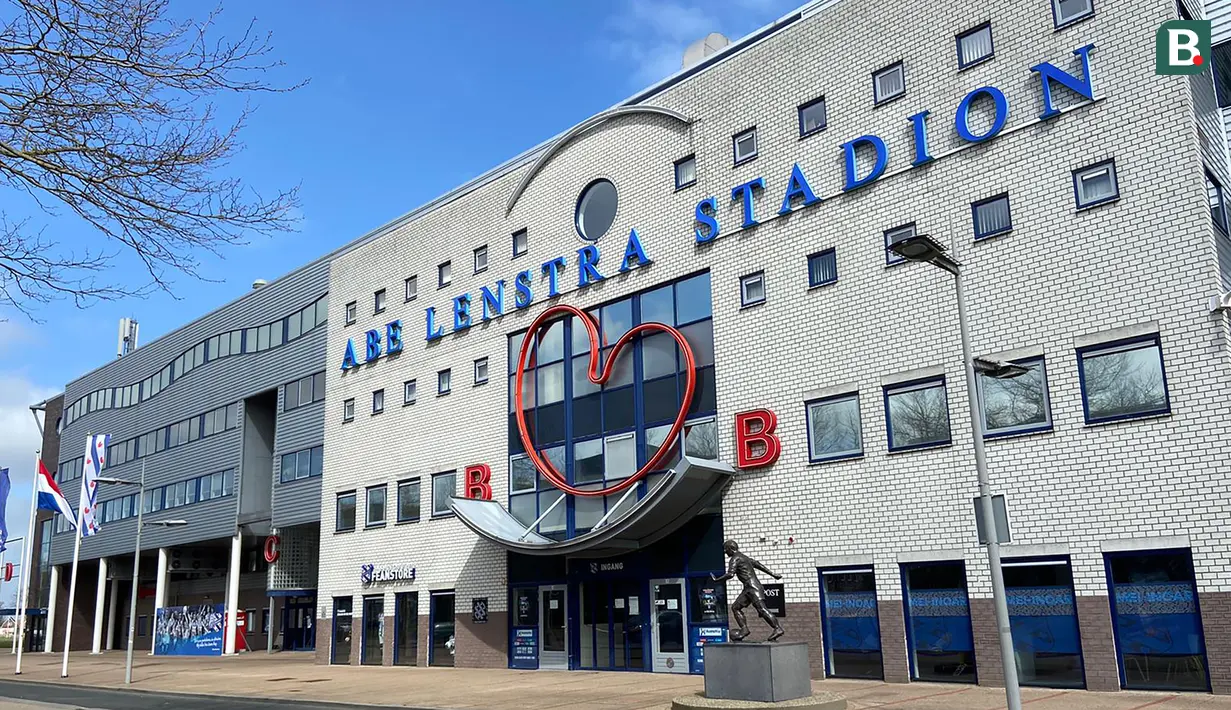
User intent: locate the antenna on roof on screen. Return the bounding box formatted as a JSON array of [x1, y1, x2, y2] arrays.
[[117, 318, 139, 358], [682, 32, 730, 70]]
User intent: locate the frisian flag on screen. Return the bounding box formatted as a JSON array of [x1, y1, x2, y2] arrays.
[[35, 459, 76, 528], [0, 467, 10, 554], [79, 434, 110, 537]]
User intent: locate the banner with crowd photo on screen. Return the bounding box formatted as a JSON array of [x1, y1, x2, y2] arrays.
[[154, 604, 225, 656]]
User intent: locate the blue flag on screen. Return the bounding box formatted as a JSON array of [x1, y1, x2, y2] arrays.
[[0, 467, 10, 553]]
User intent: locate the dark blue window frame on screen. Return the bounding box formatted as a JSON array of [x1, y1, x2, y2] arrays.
[[1072, 159, 1119, 209], [883, 376, 952, 452], [507, 271, 717, 541], [366, 484, 387, 529], [971, 193, 1012, 240], [335, 490, 356, 533], [331, 596, 353, 665], [899, 560, 977, 684], [798, 97, 826, 137], [817, 566, 882, 680], [955, 22, 993, 70], [884, 222, 916, 266], [392, 591, 419, 665], [1002, 555, 1087, 689], [438, 369, 452, 396], [431, 471, 456, 519], [1052, 0, 1095, 30], [1076, 335, 1171, 425], [674, 154, 697, 189], [807, 249, 838, 288], [739, 271, 766, 307], [1206, 170, 1227, 234], [978, 357, 1053, 438], [512, 228, 529, 258], [872, 62, 905, 105], [804, 392, 863, 463]]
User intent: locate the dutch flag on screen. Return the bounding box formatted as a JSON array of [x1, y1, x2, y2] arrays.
[[35, 459, 76, 528]]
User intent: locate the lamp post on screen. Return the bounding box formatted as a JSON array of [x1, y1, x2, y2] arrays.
[[890, 234, 1023, 710], [99, 464, 187, 685]]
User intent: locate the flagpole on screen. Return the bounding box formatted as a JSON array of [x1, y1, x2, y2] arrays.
[[14, 452, 39, 673], [60, 433, 89, 678]]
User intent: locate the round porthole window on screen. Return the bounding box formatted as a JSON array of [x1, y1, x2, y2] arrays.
[[575, 179, 618, 242]]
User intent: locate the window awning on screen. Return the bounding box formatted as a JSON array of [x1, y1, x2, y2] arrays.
[[449, 455, 736, 559]]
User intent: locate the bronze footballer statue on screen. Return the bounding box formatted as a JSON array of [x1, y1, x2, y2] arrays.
[[711, 539, 785, 642]]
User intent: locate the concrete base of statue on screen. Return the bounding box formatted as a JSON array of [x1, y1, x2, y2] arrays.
[[670, 642, 845, 709]]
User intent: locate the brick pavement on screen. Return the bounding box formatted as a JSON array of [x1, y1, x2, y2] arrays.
[[7, 652, 1231, 710]]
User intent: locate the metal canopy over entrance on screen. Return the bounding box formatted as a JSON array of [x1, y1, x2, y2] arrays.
[[449, 456, 735, 558]]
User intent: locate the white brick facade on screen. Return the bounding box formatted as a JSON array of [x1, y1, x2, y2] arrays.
[[319, 0, 1231, 686]]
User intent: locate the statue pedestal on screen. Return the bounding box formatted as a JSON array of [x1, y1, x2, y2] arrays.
[[672, 642, 846, 710], [704, 642, 812, 702]]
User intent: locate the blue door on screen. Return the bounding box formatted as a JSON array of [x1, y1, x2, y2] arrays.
[[819, 567, 883, 679]]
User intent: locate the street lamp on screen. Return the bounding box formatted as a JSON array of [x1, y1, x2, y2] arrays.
[[106, 463, 188, 684], [890, 233, 1023, 710]]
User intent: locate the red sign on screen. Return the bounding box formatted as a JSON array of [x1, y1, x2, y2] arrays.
[[263, 535, 280, 564], [3, 562, 12, 583], [514, 304, 696, 497], [734, 409, 782, 469], [464, 464, 493, 500]]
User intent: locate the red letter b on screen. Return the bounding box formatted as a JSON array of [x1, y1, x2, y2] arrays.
[[734, 409, 782, 469], [464, 464, 493, 500]]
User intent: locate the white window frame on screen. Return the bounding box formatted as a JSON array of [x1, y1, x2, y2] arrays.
[[366, 485, 387, 528], [344, 301, 357, 326], [976, 357, 1053, 437], [431, 472, 456, 517], [474, 245, 488, 274], [732, 128, 757, 164], [674, 154, 697, 188], [438, 261, 452, 289], [872, 62, 905, 104], [404, 275, 418, 302], [474, 357, 489, 385], [1072, 160, 1119, 209], [403, 379, 417, 405], [884, 223, 917, 265], [739, 272, 766, 307], [1052, 0, 1094, 29]]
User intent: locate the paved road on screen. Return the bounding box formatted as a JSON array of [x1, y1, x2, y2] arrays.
[[0, 680, 397, 710]]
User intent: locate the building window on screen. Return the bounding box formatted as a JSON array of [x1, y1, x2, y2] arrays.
[[336, 491, 356, 532], [873, 62, 905, 104], [366, 485, 387, 528], [344, 302, 357, 326], [438, 368, 451, 396], [732, 128, 757, 165], [372, 389, 385, 415], [806, 394, 863, 462], [1078, 337, 1170, 423], [884, 223, 916, 265], [798, 97, 826, 137], [403, 379, 417, 405], [404, 276, 418, 302], [1208, 172, 1227, 234], [807, 249, 837, 287], [431, 472, 456, 517], [474, 245, 488, 274], [674, 154, 697, 188], [374, 289, 387, 314], [397, 479, 421, 523], [438, 261, 451, 289], [1004, 558, 1085, 688], [956, 23, 993, 69], [1052, 0, 1094, 28], [977, 358, 1052, 436], [884, 378, 951, 451], [1072, 160, 1119, 209], [512, 229, 528, 258], [343, 398, 354, 423], [972, 194, 1012, 239], [1214, 42, 1231, 108], [739, 272, 766, 307], [284, 372, 325, 412], [279, 445, 323, 483], [474, 357, 489, 385], [575, 179, 618, 243]]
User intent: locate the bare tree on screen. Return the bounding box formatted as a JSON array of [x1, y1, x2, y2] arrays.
[[981, 367, 1047, 431], [0, 0, 301, 318], [808, 398, 861, 456], [1083, 349, 1166, 417], [888, 386, 950, 447]]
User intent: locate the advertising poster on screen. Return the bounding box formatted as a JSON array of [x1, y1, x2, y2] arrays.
[[510, 627, 538, 669], [154, 603, 225, 656]]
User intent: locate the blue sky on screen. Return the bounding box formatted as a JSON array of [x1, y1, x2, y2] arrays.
[[0, 0, 801, 604]]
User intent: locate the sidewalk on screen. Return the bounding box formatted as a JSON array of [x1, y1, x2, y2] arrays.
[[6, 652, 1229, 710]]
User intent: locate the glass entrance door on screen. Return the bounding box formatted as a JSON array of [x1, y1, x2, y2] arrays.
[[361, 595, 384, 665], [820, 568, 883, 679], [282, 597, 316, 651], [579, 579, 646, 670], [540, 585, 567, 669], [429, 591, 455, 667], [394, 592, 418, 666], [650, 578, 688, 673]]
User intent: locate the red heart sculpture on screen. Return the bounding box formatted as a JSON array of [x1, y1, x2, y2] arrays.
[[514, 303, 696, 497]]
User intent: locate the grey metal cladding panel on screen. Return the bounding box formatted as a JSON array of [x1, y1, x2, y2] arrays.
[[47, 497, 238, 566], [57, 326, 328, 469], [272, 477, 323, 528], [59, 261, 329, 439], [271, 398, 325, 528]]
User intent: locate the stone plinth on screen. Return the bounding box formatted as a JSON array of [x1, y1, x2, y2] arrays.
[[672, 692, 846, 710], [703, 642, 812, 703]]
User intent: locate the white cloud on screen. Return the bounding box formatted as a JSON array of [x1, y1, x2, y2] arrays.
[[0, 372, 57, 608], [601, 0, 800, 87]]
